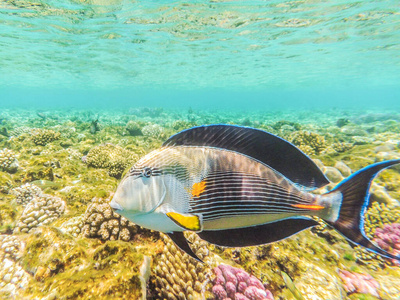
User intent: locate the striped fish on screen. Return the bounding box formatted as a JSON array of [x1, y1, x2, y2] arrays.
[[110, 125, 400, 262]]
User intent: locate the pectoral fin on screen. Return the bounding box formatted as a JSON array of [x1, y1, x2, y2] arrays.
[[166, 232, 203, 262], [166, 212, 202, 231]]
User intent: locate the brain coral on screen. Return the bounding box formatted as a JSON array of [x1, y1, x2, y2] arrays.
[[11, 183, 42, 206], [150, 233, 212, 300], [85, 144, 138, 178], [0, 148, 19, 174], [81, 196, 142, 241], [31, 129, 60, 146], [13, 194, 66, 233]]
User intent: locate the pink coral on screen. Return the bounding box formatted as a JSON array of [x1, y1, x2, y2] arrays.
[[339, 270, 380, 298], [212, 264, 274, 300], [374, 223, 400, 251], [373, 222, 400, 264]]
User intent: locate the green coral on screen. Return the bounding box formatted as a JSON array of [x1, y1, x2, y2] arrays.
[[289, 131, 327, 155], [354, 246, 385, 271], [31, 129, 60, 146], [332, 142, 354, 153], [364, 202, 400, 239], [85, 144, 138, 179]]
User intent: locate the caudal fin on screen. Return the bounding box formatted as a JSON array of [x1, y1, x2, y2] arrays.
[[326, 159, 400, 261]]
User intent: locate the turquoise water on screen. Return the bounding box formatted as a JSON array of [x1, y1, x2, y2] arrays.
[[1, 0, 400, 109]]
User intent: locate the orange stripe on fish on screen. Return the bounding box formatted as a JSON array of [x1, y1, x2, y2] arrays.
[[191, 181, 206, 197], [291, 204, 324, 210]]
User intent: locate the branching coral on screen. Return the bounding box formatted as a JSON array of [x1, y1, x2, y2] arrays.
[[13, 194, 66, 233], [85, 144, 137, 178], [81, 197, 140, 241], [150, 233, 212, 300], [0, 148, 19, 173], [11, 183, 42, 206], [31, 129, 60, 146]]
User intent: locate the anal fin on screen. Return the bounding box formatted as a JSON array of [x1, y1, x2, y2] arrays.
[[198, 217, 319, 247], [166, 232, 203, 262]]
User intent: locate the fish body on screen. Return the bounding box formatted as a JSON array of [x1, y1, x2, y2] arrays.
[[111, 125, 400, 262]]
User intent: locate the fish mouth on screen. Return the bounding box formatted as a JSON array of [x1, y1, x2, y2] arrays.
[[110, 199, 123, 212]]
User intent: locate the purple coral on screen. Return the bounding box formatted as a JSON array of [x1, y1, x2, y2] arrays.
[[212, 264, 274, 300], [339, 270, 380, 298]]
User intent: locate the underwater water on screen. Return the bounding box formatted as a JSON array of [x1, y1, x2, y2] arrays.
[[1, 0, 400, 300]]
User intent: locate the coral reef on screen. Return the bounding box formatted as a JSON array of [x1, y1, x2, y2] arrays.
[[364, 202, 400, 239], [9, 127, 32, 137], [373, 223, 400, 262], [0, 235, 30, 296], [59, 215, 84, 238], [11, 183, 42, 206], [354, 246, 385, 271], [14, 194, 66, 233], [31, 129, 60, 146], [332, 141, 354, 153], [212, 264, 274, 300], [150, 233, 212, 300], [1, 107, 400, 299], [85, 143, 138, 178], [338, 269, 380, 298], [81, 196, 153, 241], [0, 148, 19, 173], [289, 131, 327, 155], [125, 121, 143, 136], [142, 124, 166, 139]]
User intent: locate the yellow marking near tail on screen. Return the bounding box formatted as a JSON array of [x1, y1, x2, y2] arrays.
[[191, 181, 206, 197], [292, 204, 324, 211], [166, 212, 201, 231]]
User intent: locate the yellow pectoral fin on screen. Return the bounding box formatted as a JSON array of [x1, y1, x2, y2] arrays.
[[166, 212, 201, 231]]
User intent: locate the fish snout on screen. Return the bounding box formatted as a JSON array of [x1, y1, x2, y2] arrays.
[[110, 198, 123, 212]]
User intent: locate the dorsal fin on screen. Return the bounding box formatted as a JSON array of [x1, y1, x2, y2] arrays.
[[163, 125, 329, 189]]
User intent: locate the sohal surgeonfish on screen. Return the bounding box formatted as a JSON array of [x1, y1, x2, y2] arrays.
[[110, 125, 400, 262]]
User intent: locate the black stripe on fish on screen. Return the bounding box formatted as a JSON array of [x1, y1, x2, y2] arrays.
[[163, 125, 329, 189], [189, 171, 314, 220]]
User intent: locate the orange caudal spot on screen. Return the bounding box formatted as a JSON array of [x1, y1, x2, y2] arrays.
[[292, 204, 325, 210], [191, 181, 206, 197]]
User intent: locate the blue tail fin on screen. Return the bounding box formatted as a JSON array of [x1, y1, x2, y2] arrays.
[[326, 159, 400, 261]]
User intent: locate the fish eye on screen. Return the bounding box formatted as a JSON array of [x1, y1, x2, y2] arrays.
[[142, 167, 152, 178]]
